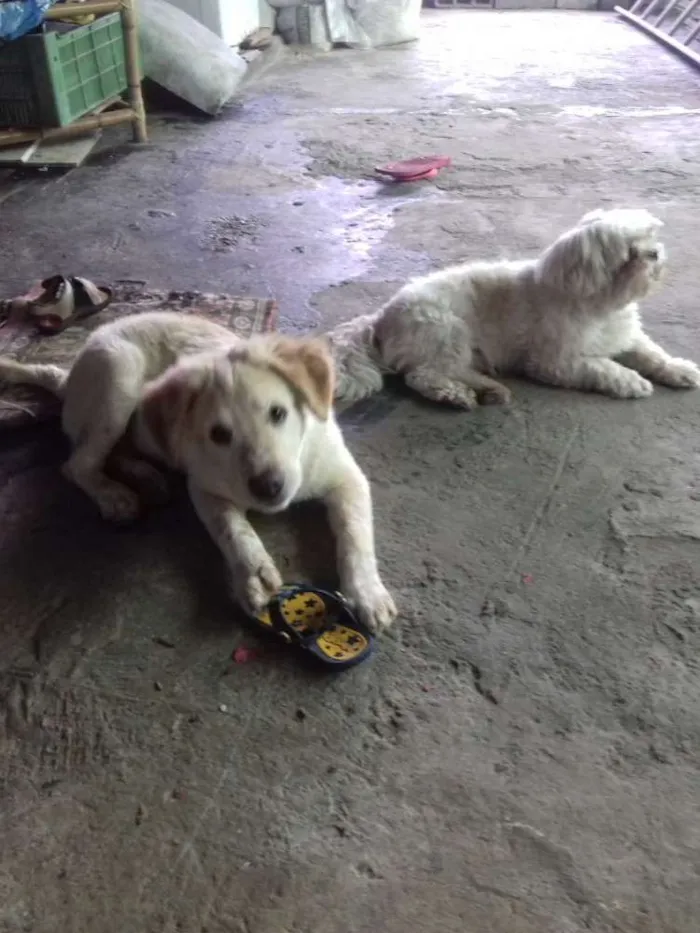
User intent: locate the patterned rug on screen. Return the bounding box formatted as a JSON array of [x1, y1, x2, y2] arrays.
[[0, 286, 278, 431]]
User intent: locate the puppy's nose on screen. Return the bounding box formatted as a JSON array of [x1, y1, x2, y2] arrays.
[[248, 470, 284, 503]]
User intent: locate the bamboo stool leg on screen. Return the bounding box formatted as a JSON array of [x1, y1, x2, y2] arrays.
[[120, 0, 147, 143]]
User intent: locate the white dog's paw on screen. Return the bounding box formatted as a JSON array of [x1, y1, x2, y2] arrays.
[[347, 577, 398, 633], [658, 358, 700, 389], [612, 372, 654, 399], [229, 557, 283, 616], [405, 370, 478, 410], [477, 383, 511, 406], [97, 485, 141, 524], [436, 384, 478, 410]]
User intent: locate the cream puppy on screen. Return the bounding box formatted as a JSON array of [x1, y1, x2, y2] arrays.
[[0, 312, 397, 631]]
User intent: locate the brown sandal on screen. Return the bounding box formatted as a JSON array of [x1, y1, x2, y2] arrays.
[[27, 275, 112, 335]]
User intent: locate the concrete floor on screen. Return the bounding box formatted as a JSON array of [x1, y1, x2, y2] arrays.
[[2, 9, 700, 932]]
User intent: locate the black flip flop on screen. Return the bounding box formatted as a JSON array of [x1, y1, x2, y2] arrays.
[[253, 584, 375, 670]]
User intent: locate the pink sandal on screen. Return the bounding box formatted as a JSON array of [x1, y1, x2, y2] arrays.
[[375, 155, 452, 182]]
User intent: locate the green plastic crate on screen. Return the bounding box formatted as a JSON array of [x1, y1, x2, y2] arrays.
[[0, 14, 128, 129]]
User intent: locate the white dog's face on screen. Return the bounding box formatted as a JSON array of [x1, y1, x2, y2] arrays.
[[140, 336, 333, 513], [537, 207, 666, 304], [579, 207, 666, 278]]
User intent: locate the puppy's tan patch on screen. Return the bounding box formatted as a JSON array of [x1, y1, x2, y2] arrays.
[[256, 336, 335, 421]]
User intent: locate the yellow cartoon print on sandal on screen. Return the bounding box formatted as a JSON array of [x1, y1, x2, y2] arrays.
[[253, 585, 374, 670]]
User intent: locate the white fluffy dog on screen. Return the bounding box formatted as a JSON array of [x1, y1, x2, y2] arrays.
[[328, 208, 700, 408], [0, 312, 397, 631]]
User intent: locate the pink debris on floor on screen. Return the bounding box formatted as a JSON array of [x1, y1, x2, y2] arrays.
[[233, 646, 258, 664]]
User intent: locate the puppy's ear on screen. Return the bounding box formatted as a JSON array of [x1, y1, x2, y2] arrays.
[[140, 361, 205, 461], [266, 336, 335, 421]]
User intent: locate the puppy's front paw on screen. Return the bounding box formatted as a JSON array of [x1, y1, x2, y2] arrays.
[[97, 485, 141, 524], [347, 577, 398, 633], [613, 372, 654, 399], [114, 458, 171, 507], [229, 556, 283, 616], [659, 358, 700, 389]]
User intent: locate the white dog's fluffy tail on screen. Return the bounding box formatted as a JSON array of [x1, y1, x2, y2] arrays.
[[0, 357, 68, 399], [325, 312, 388, 405]]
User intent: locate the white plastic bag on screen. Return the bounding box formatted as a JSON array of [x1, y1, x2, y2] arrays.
[[139, 0, 247, 116], [324, 0, 421, 49], [276, 4, 332, 50]]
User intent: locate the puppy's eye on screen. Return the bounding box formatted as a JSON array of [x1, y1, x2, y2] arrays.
[[648, 249, 659, 261], [269, 405, 287, 425], [209, 423, 232, 446]]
